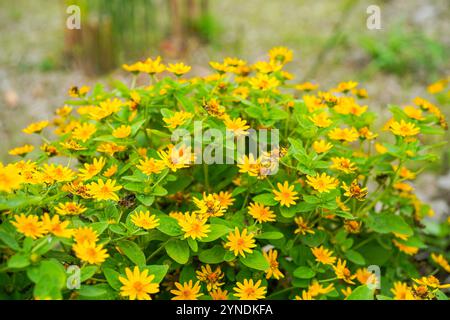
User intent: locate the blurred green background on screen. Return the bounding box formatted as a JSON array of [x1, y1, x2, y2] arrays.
[[0, 0, 448, 212]]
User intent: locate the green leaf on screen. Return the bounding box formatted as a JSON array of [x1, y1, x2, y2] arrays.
[[143, 265, 169, 284], [32, 260, 67, 299], [117, 240, 146, 266], [187, 238, 198, 252], [198, 245, 226, 264], [279, 206, 297, 218], [165, 240, 190, 264], [81, 266, 98, 282], [240, 251, 269, 271], [293, 266, 316, 279], [103, 268, 122, 290], [78, 285, 107, 297], [255, 232, 284, 240], [301, 230, 327, 247], [0, 228, 20, 250], [346, 285, 374, 300], [366, 213, 413, 236], [199, 224, 231, 242], [252, 193, 278, 206], [136, 195, 155, 206], [7, 253, 30, 269], [155, 214, 182, 236], [376, 295, 393, 300], [345, 250, 366, 265]]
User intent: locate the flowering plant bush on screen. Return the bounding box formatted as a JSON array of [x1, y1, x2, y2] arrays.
[[1, 48, 449, 300]]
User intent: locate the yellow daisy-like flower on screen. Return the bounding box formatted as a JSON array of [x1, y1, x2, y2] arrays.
[[413, 275, 450, 290], [295, 82, 319, 92], [8, 144, 34, 156], [309, 112, 332, 128], [294, 216, 315, 235], [224, 116, 250, 137], [306, 173, 339, 193], [248, 203, 276, 223], [41, 213, 73, 238], [0, 163, 24, 193], [72, 241, 109, 265], [237, 154, 260, 177], [403, 106, 424, 121], [311, 246, 336, 265], [23, 121, 49, 134], [112, 125, 131, 138], [389, 120, 420, 137], [42, 164, 76, 183], [178, 212, 210, 240], [136, 157, 165, 176], [213, 191, 235, 209], [119, 266, 159, 300], [103, 164, 118, 177], [210, 288, 229, 300], [330, 157, 357, 174], [272, 181, 299, 207], [248, 74, 280, 91], [72, 122, 97, 142], [158, 144, 194, 172], [171, 280, 203, 300], [233, 279, 267, 300], [55, 202, 87, 216], [11, 214, 47, 239], [427, 79, 447, 94], [87, 179, 122, 201], [295, 291, 314, 300], [334, 81, 358, 93], [73, 226, 98, 244], [163, 111, 193, 129], [263, 249, 284, 280], [130, 211, 160, 230], [167, 62, 191, 76], [268, 46, 293, 64], [355, 268, 379, 287], [431, 253, 450, 273], [224, 227, 256, 257], [307, 280, 334, 297], [68, 85, 90, 97], [375, 143, 388, 154], [344, 220, 362, 234], [333, 259, 356, 284], [391, 282, 415, 300], [312, 140, 333, 154], [142, 56, 166, 75], [341, 180, 368, 201], [328, 127, 359, 142], [78, 157, 106, 181], [196, 265, 225, 291], [193, 193, 225, 218]]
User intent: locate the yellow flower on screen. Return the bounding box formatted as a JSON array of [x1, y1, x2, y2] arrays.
[[196, 265, 225, 291], [355, 268, 379, 287], [97, 142, 127, 156], [248, 74, 280, 91], [391, 282, 415, 300], [413, 275, 450, 290], [55, 105, 73, 117], [167, 62, 191, 76], [272, 181, 299, 207], [294, 216, 315, 235], [122, 61, 145, 73], [233, 279, 266, 300], [176, 212, 209, 239], [342, 180, 368, 201], [309, 112, 332, 128], [263, 249, 284, 280], [358, 127, 378, 140], [68, 85, 90, 97], [311, 246, 336, 265], [268, 46, 293, 64], [237, 154, 260, 177], [103, 164, 118, 177], [9, 144, 34, 156], [163, 111, 193, 129], [112, 125, 131, 138], [328, 127, 359, 142], [295, 290, 314, 300], [193, 193, 225, 218], [312, 140, 333, 154], [330, 157, 357, 174], [306, 173, 339, 193], [158, 144, 194, 172], [427, 79, 447, 94], [333, 259, 356, 284], [0, 163, 24, 192], [431, 253, 450, 273], [130, 211, 160, 230], [344, 220, 362, 234], [403, 106, 424, 120], [375, 143, 388, 154], [210, 288, 229, 300], [393, 239, 418, 255], [248, 203, 276, 223], [171, 281, 203, 300], [78, 157, 106, 181], [73, 226, 98, 244], [334, 81, 358, 93], [119, 266, 159, 300], [72, 241, 109, 265], [224, 227, 256, 257], [296, 82, 319, 91], [11, 214, 46, 239], [303, 94, 326, 112], [308, 280, 334, 297], [72, 122, 97, 142], [393, 182, 414, 193], [224, 116, 250, 136], [142, 56, 166, 75], [41, 213, 73, 238], [389, 120, 420, 137], [252, 61, 282, 74], [341, 287, 353, 299], [55, 202, 87, 216], [213, 191, 235, 209], [87, 179, 122, 201], [23, 121, 49, 134], [42, 164, 75, 183], [136, 158, 165, 176]]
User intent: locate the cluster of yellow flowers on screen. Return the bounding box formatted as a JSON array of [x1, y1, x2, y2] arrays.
[[0, 48, 449, 300]]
